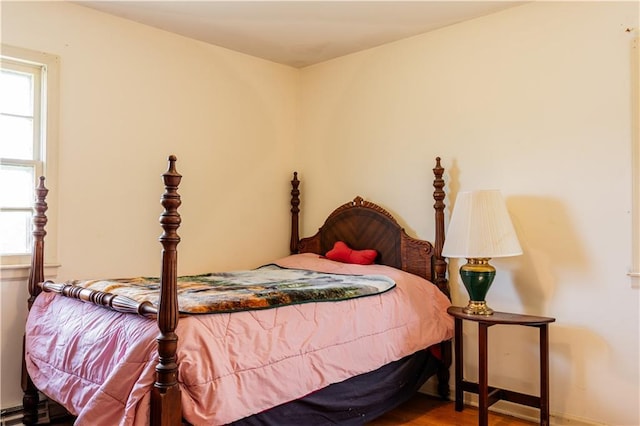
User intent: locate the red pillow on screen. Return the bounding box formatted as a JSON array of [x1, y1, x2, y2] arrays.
[[325, 241, 378, 265]]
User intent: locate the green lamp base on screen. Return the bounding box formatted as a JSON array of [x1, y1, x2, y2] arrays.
[[459, 258, 496, 316]]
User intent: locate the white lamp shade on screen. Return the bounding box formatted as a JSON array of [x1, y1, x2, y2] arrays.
[[442, 190, 523, 259]]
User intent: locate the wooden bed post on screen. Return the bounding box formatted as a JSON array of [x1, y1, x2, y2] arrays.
[[26, 177, 48, 308], [432, 157, 448, 294], [432, 157, 452, 400], [290, 172, 300, 255], [22, 176, 48, 425], [151, 155, 183, 426]]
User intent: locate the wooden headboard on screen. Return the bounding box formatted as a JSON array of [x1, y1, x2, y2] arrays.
[[289, 158, 448, 296]]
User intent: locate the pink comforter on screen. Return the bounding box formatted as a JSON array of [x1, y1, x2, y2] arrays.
[[25, 254, 453, 425]]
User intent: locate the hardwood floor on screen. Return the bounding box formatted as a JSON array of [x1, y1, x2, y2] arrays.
[[368, 393, 537, 426], [23, 393, 536, 425]]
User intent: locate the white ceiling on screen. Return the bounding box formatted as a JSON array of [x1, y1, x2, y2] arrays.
[[77, 1, 524, 68]]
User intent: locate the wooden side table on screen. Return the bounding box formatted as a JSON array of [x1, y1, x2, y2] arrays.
[[447, 306, 555, 426]]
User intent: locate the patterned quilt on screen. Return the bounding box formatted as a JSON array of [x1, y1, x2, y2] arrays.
[[69, 264, 396, 314]]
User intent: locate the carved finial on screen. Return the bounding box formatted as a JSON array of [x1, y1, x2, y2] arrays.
[[159, 154, 182, 272], [291, 172, 300, 212], [163, 155, 180, 176], [34, 176, 48, 212], [433, 157, 443, 180]]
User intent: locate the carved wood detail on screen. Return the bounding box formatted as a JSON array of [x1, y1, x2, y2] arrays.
[[326, 195, 400, 224], [432, 157, 449, 295], [27, 176, 48, 309], [152, 155, 182, 426], [22, 176, 48, 425], [290, 172, 300, 255], [40, 281, 157, 316], [432, 157, 451, 399]]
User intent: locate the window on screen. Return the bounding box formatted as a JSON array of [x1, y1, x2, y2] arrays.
[[632, 35, 639, 287], [1, 45, 58, 268]]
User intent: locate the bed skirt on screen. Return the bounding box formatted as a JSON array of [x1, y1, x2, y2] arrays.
[[230, 349, 439, 425]]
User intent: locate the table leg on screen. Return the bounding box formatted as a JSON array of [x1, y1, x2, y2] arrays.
[[478, 323, 489, 426], [540, 324, 550, 426], [454, 317, 463, 411]]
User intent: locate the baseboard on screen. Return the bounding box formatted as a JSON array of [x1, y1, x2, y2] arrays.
[[0, 398, 72, 426], [483, 398, 607, 426], [419, 382, 607, 426], [0, 400, 49, 426]]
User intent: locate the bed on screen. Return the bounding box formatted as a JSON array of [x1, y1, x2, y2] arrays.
[[21, 156, 453, 425]]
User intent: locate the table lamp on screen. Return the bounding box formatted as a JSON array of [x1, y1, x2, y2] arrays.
[[442, 190, 522, 315]]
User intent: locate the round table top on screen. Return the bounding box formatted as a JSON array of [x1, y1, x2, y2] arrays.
[[447, 306, 556, 325]]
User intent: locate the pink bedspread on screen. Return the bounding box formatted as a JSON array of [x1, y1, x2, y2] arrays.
[[25, 254, 453, 425]]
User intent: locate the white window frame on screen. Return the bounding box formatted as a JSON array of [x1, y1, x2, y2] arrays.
[[1, 45, 59, 277], [631, 36, 640, 288]]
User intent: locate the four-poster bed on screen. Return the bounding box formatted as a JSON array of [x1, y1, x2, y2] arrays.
[[21, 156, 452, 425]]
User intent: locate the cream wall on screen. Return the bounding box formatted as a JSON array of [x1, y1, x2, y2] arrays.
[[1, 1, 639, 425], [1, 1, 297, 409], [298, 2, 638, 425]]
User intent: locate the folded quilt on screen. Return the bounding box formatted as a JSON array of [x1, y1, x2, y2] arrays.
[[68, 264, 396, 314]]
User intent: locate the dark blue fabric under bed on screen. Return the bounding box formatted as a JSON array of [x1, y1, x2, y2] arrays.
[[228, 349, 441, 425]]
